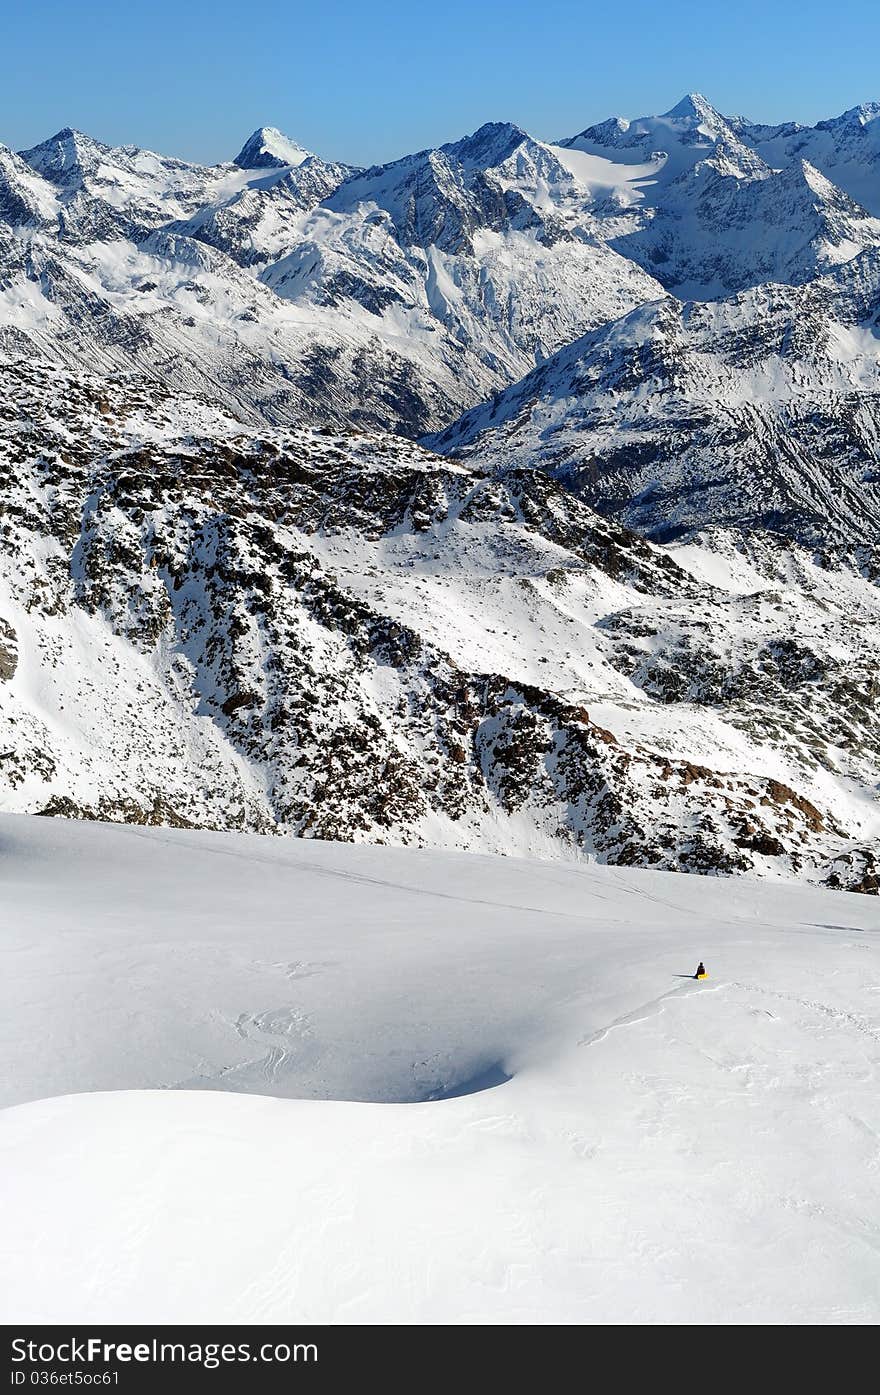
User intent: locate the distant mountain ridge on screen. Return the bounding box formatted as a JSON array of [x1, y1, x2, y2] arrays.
[[430, 248, 880, 550], [2, 92, 878, 437]]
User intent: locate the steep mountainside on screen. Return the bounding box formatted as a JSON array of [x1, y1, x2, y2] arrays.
[[432, 249, 880, 550], [2, 95, 880, 893], [0, 97, 877, 437], [0, 360, 877, 891], [733, 102, 880, 215], [558, 95, 880, 298]]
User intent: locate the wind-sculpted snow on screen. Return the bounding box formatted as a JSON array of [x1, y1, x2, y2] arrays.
[[0, 360, 877, 890], [0, 816, 878, 1322]]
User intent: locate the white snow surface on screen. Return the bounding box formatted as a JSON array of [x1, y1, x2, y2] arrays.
[[1, 813, 879, 1324]]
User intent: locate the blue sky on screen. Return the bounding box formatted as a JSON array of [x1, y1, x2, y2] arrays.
[[4, 0, 878, 165]]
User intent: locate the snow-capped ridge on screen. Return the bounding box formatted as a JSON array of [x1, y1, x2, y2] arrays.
[[233, 126, 312, 169], [18, 127, 106, 188], [569, 90, 737, 149], [737, 101, 880, 215], [433, 246, 880, 549], [440, 120, 531, 168], [818, 101, 880, 131], [662, 91, 728, 130]]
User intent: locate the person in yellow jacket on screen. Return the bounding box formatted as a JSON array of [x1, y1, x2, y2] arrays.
[[694, 962, 708, 980]]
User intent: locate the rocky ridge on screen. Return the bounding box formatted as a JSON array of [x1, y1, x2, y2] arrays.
[[0, 360, 876, 890]]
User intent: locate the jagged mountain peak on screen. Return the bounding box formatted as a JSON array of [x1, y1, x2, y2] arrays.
[[342, 120, 533, 187], [684, 135, 771, 182], [662, 92, 723, 124], [440, 121, 531, 168], [765, 154, 879, 231], [819, 101, 880, 131], [18, 126, 211, 198], [233, 126, 312, 170], [323, 114, 625, 257], [19, 127, 109, 184], [22, 126, 108, 157], [563, 91, 755, 179], [34, 126, 93, 145], [571, 91, 733, 143]]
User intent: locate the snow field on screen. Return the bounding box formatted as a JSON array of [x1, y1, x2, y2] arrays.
[[1, 814, 878, 1322]]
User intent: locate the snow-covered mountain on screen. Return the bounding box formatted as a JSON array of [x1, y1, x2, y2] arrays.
[[0, 358, 877, 891], [732, 101, 880, 215], [1, 128, 460, 432], [433, 248, 880, 551], [2, 94, 880, 892], [558, 94, 880, 297], [0, 119, 662, 435], [17, 127, 290, 236], [2, 96, 878, 435], [233, 125, 313, 170], [6, 94, 880, 1340]]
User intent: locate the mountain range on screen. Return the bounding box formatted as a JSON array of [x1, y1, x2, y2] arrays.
[[1, 93, 879, 891]]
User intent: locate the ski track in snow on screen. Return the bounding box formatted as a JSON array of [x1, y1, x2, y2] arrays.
[[1, 815, 879, 1322], [577, 980, 716, 1048], [120, 822, 625, 918], [730, 982, 880, 1045]]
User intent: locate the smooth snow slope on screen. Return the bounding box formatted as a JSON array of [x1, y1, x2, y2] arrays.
[[1, 814, 879, 1324]]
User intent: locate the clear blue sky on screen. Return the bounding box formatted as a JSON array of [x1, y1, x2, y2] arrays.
[[4, 0, 878, 166]]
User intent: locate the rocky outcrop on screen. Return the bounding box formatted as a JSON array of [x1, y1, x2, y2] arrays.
[[0, 619, 16, 680], [0, 360, 876, 890]]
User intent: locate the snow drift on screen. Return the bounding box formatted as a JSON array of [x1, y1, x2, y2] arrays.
[[1, 814, 879, 1323]]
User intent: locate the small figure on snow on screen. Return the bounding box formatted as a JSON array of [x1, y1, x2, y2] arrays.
[[694, 962, 708, 980]]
